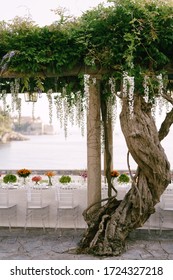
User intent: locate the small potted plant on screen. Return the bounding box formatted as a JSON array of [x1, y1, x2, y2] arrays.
[[117, 173, 130, 184], [3, 174, 17, 184]]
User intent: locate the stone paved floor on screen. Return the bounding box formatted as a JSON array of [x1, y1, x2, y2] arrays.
[[0, 228, 173, 260]]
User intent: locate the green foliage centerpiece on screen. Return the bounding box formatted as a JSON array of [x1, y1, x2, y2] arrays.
[[117, 173, 130, 184], [59, 175, 71, 184], [3, 174, 17, 184]]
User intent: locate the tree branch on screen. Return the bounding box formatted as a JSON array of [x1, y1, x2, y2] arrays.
[[158, 108, 173, 141]]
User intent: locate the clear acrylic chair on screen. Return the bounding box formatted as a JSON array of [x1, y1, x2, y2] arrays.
[[159, 188, 173, 234], [55, 187, 78, 233], [0, 188, 17, 231], [24, 188, 49, 232]]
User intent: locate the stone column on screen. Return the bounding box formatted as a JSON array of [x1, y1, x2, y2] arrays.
[[87, 76, 101, 210]]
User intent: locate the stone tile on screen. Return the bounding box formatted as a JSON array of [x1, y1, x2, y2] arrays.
[[160, 241, 173, 254], [0, 228, 173, 260]]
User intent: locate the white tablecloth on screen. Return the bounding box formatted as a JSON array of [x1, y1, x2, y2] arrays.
[[0, 183, 173, 229]]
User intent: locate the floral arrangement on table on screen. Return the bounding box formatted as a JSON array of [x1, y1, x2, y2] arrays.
[[17, 168, 31, 184], [59, 175, 71, 184], [17, 168, 31, 178], [44, 171, 56, 186], [32, 175, 42, 185], [80, 170, 87, 182], [111, 170, 120, 179], [3, 174, 17, 184], [117, 173, 130, 184]]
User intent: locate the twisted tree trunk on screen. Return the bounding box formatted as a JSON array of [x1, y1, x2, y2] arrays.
[[78, 95, 171, 256]]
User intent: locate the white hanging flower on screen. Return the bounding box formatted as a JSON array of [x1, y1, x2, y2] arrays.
[[54, 93, 63, 128], [128, 76, 134, 118], [151, 99, 157, 119], [122, 72, 134, 118], [157, 74, 164, 96], [157, 96, 165, 116], [84, 74, 90, 114], [63, 97, 69, 138], [108, 77, 118, 126], [2, 90, 7, 113], [122, 72, 128, 97], [32, 102, 35, 120], [143, 75, 149, 103], [47, 89, 53, 124], [16, 97, 22, 124]]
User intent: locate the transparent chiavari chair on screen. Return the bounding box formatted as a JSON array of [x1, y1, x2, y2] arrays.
[[55, 187, 78, 234], [24, 188, 49, 232], [159, 188, 173, 234], [0, 188, 17, 231]]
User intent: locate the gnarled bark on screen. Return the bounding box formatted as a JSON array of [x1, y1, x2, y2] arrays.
[[78, 95, 171, 256]]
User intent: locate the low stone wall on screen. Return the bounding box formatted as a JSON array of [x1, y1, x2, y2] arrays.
[[1, 169, 172, 174]]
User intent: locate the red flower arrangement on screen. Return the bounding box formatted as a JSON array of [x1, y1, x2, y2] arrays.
[[32, 176, 42, 184], [111, 170, 120, 178]]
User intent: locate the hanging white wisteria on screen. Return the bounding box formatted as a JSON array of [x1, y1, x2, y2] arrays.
[[122, 72, 135, 118], [54, 93, 64, 128], [165, 99, 171, 113], [10, 81, 15, 112], [68, 104, 75, 126], [32, 102, 35, 120], [47, 89, 53, 124], [2, 90, 7, 113], [143, 75, 150, 103], [151, 100, 157, 119], [63, 96, 69, 138], [122, 72, 128, 98], [128, 76, 134, 118], [100, 120, 105, 154], [16, 97, 22, 124], [108, 77, 118, 126], [84, 74, 90, 114], [157, 74, 164, 96], [54, 88, 87, 138], [157, 95, 165, 116], [68, 93, 75, 127], [10, 79, 20, 112], [75, 91, 86, 136]]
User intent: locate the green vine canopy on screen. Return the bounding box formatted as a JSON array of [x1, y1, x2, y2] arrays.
[[0, 0, 173, 134]]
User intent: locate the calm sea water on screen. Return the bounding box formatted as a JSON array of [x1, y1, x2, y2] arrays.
[[0, 128, 172, 171]]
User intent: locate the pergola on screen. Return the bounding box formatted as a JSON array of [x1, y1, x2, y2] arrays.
[[1, 0, 173, 255], [0, 66, 110, 211]]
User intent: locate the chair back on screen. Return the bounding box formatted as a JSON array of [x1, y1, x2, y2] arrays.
[[55, 188, 75, 208], [27, 189, 43, 207], [0, 189, 9, 206], [160, 193, 173, 211]]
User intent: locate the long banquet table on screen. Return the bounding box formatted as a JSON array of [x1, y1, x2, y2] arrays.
[[0, 181, 173, 230]]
